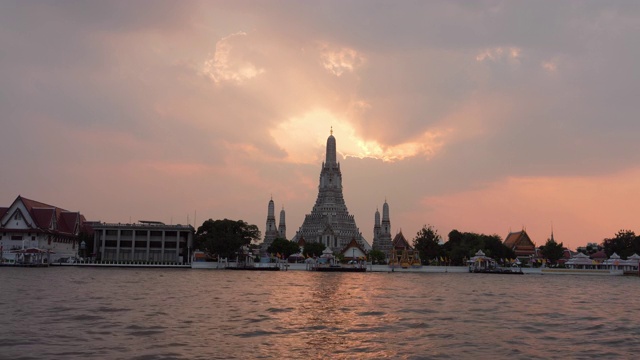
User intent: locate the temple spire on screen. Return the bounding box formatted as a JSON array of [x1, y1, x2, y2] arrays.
[[325, 129, 337, 164]]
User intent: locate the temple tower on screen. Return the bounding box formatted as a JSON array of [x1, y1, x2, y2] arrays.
[[372, 200, 393, 256], [291, 130, 370, 252], [373, 208, 381, 241], [278, 207, 286, 239], [262, 197, 279, 253]]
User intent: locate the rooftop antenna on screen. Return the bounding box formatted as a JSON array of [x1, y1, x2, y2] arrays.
[[194, 210, 197, 228]]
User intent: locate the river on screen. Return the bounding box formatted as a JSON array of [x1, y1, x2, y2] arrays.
[[1, 267, 639, 359]]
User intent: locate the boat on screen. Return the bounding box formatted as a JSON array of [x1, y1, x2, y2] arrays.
[[225, 254, 281, 271], [225, 264, 281, 271], [313, 264, 366, 272], [470, 266, 523, 275], [308, 248, 367, 272], [467, 250, 523, 274]]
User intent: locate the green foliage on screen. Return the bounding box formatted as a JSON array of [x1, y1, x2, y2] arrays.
[[540, 238, 565, 265], [412, 225, 443, 264], [603, 230, 640, 259], [302, 241, 325, 258], [267, 238, 300, 259], [368, 249, 386, 264], [444, 230, 515, 265], [194, 219, 261, 258]]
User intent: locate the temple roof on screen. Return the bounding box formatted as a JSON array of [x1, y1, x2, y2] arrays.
[[2, 195, 85, 235], [341, 237, 366, 256], [503, 230, 535, 249], [392, 231, 412, 250]]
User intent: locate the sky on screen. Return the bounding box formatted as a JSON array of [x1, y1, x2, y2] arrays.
[[2, 0, 639, 251]]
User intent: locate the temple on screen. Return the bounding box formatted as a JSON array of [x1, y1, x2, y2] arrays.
[[261, 198, 285, 253], [388, 231, 421, 268], [503, 229, 536, 261], [291, 130, 370, 251], [371, 200, 393, 256]]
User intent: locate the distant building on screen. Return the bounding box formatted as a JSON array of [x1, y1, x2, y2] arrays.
[[371, 201, 393, 257], [291, 130, 370, 252], [92, 221, 193, 263], [341, 237, 367, 260], [503, 230, 536, 260], [261, 198, 286, 254], [0, 195, 88, 263], [388, 231, 421, 267]]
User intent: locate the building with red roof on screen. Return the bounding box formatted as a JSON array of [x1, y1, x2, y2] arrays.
[[503, 229, 536, 261], [341, 237, 367, 260], [0, 195, 88, 263]]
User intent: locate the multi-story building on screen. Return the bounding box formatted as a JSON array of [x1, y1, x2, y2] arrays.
[[92, 221, 194, 263]]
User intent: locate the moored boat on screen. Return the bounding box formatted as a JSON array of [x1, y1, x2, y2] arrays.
[[468, 249, 523, 274], [313, 264, 366, 272]]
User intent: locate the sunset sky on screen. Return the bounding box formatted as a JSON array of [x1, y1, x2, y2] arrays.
[[2, 1, 639, 250]]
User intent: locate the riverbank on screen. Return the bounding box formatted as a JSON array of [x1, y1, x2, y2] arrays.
[[8, 261, 624, 276]]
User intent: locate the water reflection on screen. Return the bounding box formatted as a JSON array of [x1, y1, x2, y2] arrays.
[[1, 268, 639, 359]]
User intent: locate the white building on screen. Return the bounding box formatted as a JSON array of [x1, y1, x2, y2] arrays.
[[0, 195, 87, 264], [92, 221, 194, 263]]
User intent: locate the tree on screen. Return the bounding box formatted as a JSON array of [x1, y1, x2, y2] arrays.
[[444, 230, 514, 265], [194, 219, 261, 259], [412, 225, 442, 264], [302, 241, 325, 258], [603, 230, 639, 258], [540, 238, 565, 265], [368, 249, 386, 264], [267, 238, 300, 259]]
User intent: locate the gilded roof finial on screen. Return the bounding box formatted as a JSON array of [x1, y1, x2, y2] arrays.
[[330, 126, 333, 135]]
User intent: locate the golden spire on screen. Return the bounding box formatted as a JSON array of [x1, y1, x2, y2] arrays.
[[330, 126, 333, 135]]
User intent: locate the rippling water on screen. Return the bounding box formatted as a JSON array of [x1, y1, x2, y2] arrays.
[[1, 267, 639, 359]]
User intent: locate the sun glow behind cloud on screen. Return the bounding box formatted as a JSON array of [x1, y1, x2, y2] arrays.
[[271, 109, 446, 164]]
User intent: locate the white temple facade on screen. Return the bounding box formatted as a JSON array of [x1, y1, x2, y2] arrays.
[[291, 131, 370, 252]]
